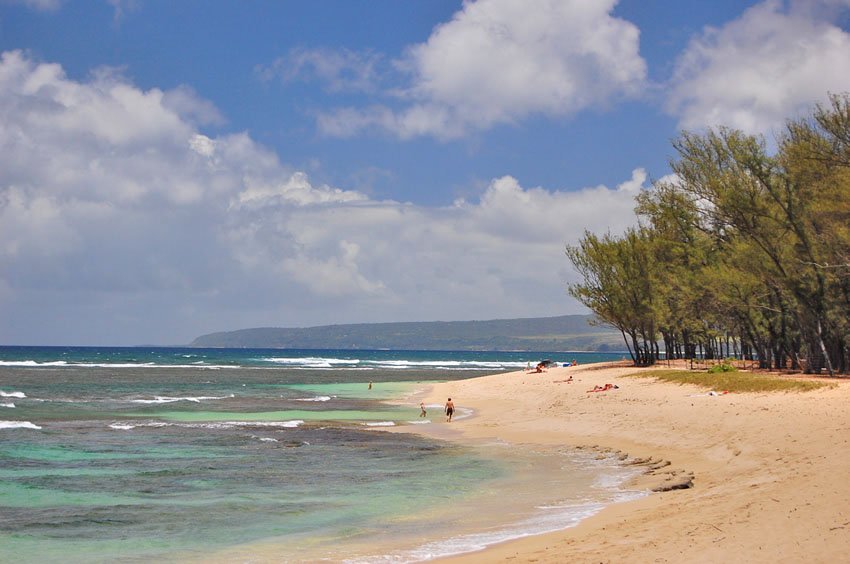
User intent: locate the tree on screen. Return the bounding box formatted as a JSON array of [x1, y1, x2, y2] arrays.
[[567, 228, 660, 366], [567, 94, 850, 374]]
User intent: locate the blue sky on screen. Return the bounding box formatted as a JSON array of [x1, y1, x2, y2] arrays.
[[2, 0, 850, 345]]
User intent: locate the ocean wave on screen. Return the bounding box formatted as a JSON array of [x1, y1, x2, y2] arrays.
[[294, 396, 332, 402], [0, 421, 42, 430], [362, 359, 528, 369], [264, 357, 361, 368], [1, 402, 15, 408], [130, 394, 235, 404], [0, 360, 233, 369], [108, 420, 304, 430], [0, 360, 67, 367], [256, 356, 530, 370], [0, 356, 535, 371], [289, 366, 375, 371], [364, 421, 395, 427], [432, 366, 505, 371], [0, 390, 26, 398]]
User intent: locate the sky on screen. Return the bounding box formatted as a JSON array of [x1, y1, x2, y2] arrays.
[[3, 0, 850, 346]]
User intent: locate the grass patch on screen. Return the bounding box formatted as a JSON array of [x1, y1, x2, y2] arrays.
[[624, 369, 829, 393]]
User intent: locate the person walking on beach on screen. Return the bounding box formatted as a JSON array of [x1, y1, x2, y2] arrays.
[[445, 398, 454, 422], [420, 402, 427, 417]]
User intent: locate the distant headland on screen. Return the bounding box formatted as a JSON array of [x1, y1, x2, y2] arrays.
[[189, 314, 623, 352]]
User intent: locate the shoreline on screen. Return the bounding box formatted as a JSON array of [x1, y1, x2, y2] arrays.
[[399, 361, 850, 563]]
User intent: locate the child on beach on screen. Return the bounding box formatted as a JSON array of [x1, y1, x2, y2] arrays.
[[420, 402, 427, 417], [445, 398, 454, 422]]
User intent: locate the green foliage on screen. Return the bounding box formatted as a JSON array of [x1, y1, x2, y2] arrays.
[[566, 228, 661, 365], [625, 369, 828, 393], [566, 93, 850, 374], [707, 363, 736, 373]]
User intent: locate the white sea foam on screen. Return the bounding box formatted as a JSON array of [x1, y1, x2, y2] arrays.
[[290, 366, 374, 371], [1, 403, 15, 408], [225, 420, 304, 428], [265, 357, 361, 369], [0, 360, 232, 369], [294, 396, 332, 402], [0, 353, 568, 372], [451, 407, 474, 421], [359, 359, 529, 370], [0, 360, 65, 367], [130, 394, 235, 404], [255, 355, 531, 371], [0, 391, 26, 398], [109, 420, 304, 430], [109, 421, 170, 429], [0, 421, 42, 430], [364, 421, 395, 427]]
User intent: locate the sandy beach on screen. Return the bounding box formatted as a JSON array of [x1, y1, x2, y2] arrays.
[[408, 362, 850, 563]]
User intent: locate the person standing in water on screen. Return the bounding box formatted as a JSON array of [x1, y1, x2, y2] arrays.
[[420, 402, 427, 417], [444, 398, 454, 422]]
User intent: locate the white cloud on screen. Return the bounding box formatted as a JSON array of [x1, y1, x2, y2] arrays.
[[317, 0, 646, 139], [233, 171, 366, 208], [162, 86, 225, 127], [666, 0, 850, 135], [282, 240, 386, 297], [0, 50, 645, 344], [257, 47, 383, 93]]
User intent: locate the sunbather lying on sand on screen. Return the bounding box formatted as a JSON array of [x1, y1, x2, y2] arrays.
[[588, 383, 618, 392]]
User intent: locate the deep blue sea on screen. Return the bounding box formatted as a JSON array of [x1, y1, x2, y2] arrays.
[[0, 347, 639, 563]]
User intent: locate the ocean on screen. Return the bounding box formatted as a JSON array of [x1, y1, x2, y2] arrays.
[[0, 347, 641, 563]]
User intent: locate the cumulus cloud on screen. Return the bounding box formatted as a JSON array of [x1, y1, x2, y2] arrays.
[[666, 0, 850, 135], [232, 170, 366, 208], [317, 0, 646, 139], [162, 86, 225, 127], [0, 50, 644, 344]]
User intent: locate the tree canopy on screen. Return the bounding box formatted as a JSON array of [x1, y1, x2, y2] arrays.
[[567, 94, 850, 374]]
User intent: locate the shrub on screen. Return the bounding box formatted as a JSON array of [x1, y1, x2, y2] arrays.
[[707, 363, 737, 373]]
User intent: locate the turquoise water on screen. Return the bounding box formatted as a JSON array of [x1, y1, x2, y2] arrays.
[[0, 347, 636, 562]]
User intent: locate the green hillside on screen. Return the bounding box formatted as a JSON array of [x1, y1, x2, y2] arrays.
[[189, 314, 624, 352]]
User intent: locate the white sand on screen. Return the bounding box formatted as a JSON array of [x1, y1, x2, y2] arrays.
[[406, 362, 850, 563]]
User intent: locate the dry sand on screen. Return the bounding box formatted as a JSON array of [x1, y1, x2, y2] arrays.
[[406, 362, 850, 563]]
